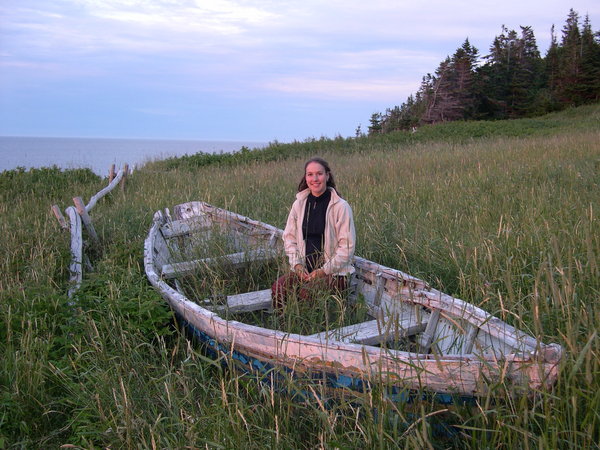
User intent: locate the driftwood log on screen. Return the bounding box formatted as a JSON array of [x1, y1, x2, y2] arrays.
[[54, 166, 128, 298], [85, 168, 125, 211], [65, 206, 83, 299]]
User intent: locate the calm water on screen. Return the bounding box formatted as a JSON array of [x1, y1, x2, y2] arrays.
[[0, 136, 266, 176]]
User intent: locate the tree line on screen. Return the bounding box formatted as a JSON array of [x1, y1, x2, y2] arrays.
[[368, 9, 600, 135]]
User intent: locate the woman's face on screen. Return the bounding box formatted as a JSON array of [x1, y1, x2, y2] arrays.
[[305, 161, 329, 197]]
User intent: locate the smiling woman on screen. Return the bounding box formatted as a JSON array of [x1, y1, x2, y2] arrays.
[[304, 160, 329, 197], [272, 157, 356, 310]]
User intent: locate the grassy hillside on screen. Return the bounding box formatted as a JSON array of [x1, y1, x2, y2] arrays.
[[1, 104, 599, 448]]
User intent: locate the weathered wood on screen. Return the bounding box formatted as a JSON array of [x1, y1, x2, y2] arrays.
[[73, 196, 99, 245], [268, 231, 278, 247], [209, 289, 272, 313], [51, 205, 68, 229], [161, 249, 278, 279], [373, 272, 385, 306], [173, 201, 282, 238], [353, 256, 428, 290], [160, 218, 213, 238], [143, 200, 564, 398], [310, 315, 426, 345], [108, 164, 116, 183], [428, 314, 460, 354], [461, 324, 479, 354], [411, 289, 539, 353], [152, 230, 172, 273], [59, 167, 129, 299], [85, 168, 124, 211], [65, 206, 83, 298], [417, 309, 441, 353]]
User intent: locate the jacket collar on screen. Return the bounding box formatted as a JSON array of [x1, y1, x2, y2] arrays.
[[296, 187, 340, 204]]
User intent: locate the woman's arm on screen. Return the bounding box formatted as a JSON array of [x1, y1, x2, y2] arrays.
[[283, 201, 304, 271], [321, 201, 355, 275]]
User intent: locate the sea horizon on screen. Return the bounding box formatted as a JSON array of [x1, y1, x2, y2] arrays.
[[0, 135, 267, 176]]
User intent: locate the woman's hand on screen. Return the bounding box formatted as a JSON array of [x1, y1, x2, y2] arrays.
[[307, 268, 326, 280], [294, 264, 308, 280]]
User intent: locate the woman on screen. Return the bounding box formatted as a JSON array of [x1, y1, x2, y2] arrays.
[[272, 157, 356, 310]]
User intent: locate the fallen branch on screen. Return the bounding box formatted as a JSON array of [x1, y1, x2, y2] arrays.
[[85, 167, 125, 212]]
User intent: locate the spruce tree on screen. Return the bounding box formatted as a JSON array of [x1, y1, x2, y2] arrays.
[[579, 14, 600, 102], [541, 25, 562, 112], [556, 9, 583, 105]]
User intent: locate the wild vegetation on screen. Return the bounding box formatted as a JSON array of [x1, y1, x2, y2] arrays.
[[1, 104, 599, 448], [370, 9, 600, 134]]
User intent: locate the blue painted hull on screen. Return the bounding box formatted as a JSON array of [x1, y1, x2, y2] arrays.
[[177, 314, 476, 407]]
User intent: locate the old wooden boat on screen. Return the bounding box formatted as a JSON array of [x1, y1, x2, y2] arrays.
[[144, 201, 562, 401]]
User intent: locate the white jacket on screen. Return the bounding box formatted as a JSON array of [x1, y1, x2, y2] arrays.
[[283, 187, 355, 276]]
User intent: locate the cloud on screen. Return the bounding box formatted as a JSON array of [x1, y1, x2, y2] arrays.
[[1, 0, 599, 140], [84, 0, 275, 36], [263, 76, 420, 101]]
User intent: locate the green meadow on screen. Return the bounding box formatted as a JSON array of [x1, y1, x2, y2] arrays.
[[1, 104, 599, 448]]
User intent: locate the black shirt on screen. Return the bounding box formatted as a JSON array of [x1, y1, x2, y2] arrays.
[[302, 190, 331, 273]]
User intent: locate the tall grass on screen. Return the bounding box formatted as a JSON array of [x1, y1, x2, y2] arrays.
[[1, 105, 599, 448]]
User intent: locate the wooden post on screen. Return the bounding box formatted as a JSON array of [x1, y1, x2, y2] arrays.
[[108, 164, 116, 183], [51, 205, 69, 229], [120, 164, 129, 193], [73, 196, 100, 245], [66, 206, 83, 299]]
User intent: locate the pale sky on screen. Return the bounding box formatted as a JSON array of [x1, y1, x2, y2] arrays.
[[1, 1, 598, 142]]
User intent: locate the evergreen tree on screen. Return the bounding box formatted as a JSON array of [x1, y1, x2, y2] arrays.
[[423, 57, 454, 123], [368, 112, 383, 135], [511, 26, 544, 116], [451, 39, 480, 119], [479, 26, 543, 118], [422, 40, 479, 124], [363, 9, 599, 136], [478, 26, 515, 118], [579, 14, 600, 102], [555, 8, 584, 104], [540, 25, 562, 112]]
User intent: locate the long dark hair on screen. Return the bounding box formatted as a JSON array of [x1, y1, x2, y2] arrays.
[[297, 157, 339, 195]]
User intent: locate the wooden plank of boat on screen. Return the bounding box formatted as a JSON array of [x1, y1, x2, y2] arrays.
[[160, 217, 213, 238], [208, 289, 272, 313], [309, 314, 427, 345], [353, 256, 427, 290], [173, 201, 283, 238], [417, 309, 441, 353], [461, 324, 479, 354], [161, 248, 278, 279]]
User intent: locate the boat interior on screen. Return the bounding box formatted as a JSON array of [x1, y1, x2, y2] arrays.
[[151, 203, 540, 359]]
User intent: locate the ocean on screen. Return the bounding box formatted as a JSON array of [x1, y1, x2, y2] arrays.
[[0, 136, 266, 176]]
